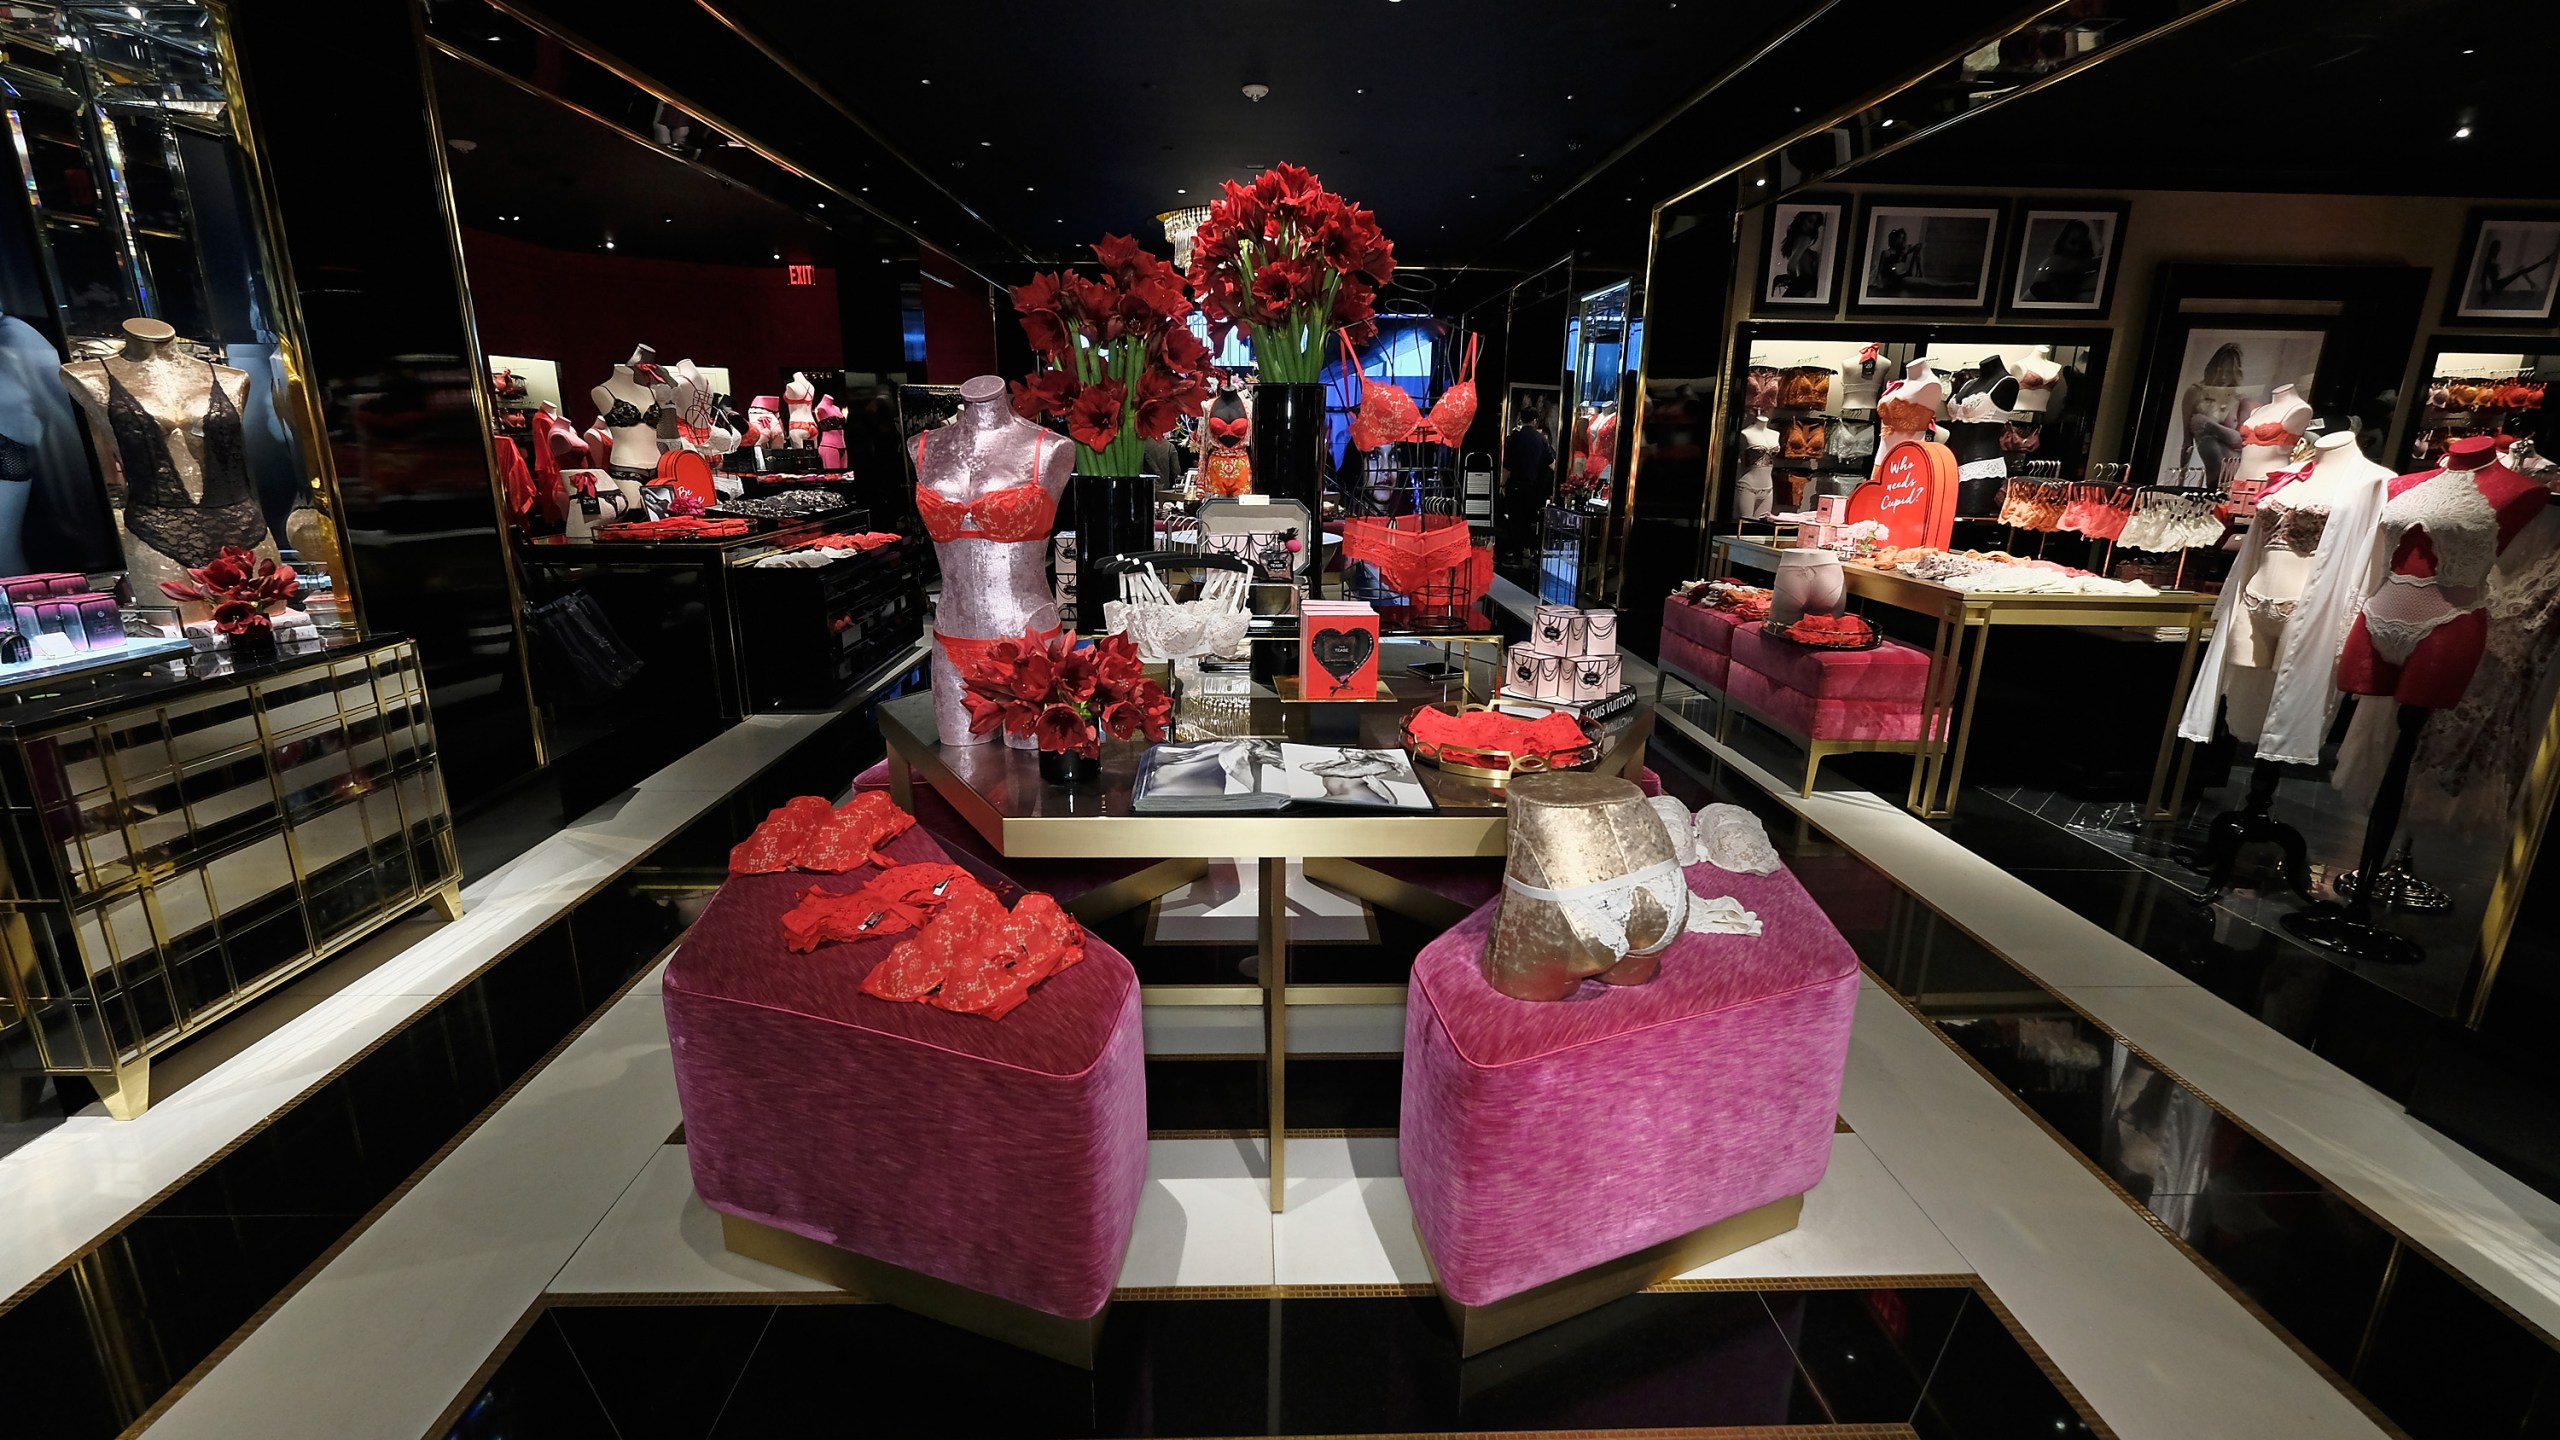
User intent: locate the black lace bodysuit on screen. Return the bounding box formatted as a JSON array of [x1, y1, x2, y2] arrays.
[[104, 361, 271, 568]]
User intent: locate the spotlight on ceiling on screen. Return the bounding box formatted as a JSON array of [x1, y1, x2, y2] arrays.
[[1242, 83, 1270, 102]]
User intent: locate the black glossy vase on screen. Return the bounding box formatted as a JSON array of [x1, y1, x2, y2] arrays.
[[1251, 383, 1329, 596], [227, 625, 278, 662], [1039, 746, 1100, 787], [1072, 468, 1155, 591]]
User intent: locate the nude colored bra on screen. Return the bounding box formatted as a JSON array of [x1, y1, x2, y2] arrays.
[[914, 431, 1058, 543]]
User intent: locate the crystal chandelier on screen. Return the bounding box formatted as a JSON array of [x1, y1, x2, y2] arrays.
[[1158, 205, 1212, 270]]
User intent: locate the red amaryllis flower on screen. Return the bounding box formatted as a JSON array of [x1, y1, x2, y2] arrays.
[[1068, 380, 1128, 452], [1011, 367, 1077, 422], [1054, 646, 1099, 702], [1010, 271, 1073, 357], [1036, 703, 1096, 757], [1188, 165, 1394, 384]]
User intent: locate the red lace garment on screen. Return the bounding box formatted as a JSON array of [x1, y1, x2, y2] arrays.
[[1340, 514, 1493, 601], [1406, 705, 1589, 769], [782, 863, 972, 952], [729, 791, 918, 875], [914, 430, 1059, 543], [859, 874, 1086, 1020]]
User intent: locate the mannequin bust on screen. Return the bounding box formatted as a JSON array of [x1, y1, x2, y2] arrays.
[[590, 361, 664, 481], [814, 394, 848, 472], [2234, 383, 2312, 490], [2338, 435, 2548, 708], [669, 360, 734, 455], [743, 396, 784, 451], [783, 373, 818, 449], [2236, 429, 2384, 669], [910, 374, 1073, 746], [62, 317, 278, 614], [1944, 358, 2017, 516], [2011, 350, 2065, 416], [581, 417, 612, 470], [1873, 369, 1944, 463], [1735, 418, 1780, 520], [1836, 347, 1899, 413]]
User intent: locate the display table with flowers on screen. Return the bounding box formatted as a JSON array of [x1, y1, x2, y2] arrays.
[[873, 670, 1655, 1214]]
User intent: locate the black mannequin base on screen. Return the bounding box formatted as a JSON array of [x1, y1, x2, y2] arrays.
[[2281, 902, 2424, 965]]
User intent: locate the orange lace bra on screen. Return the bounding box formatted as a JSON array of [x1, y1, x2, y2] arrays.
[[1875, 397, 1937, 435], [2238, 419, 2302, 449], [915, 428, 1060, 543]]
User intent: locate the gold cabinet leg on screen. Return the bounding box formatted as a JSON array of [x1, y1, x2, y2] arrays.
[[95, 1053, 150, 1121], [428, 881, 464, 922], [2148, 611, 2209, 819], [1260, 855, 1288, 1215]]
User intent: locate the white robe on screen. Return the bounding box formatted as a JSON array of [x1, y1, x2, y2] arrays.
[[2176, 466, 2389, 765]]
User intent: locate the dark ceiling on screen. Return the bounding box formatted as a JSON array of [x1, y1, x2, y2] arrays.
[[1839, 0, 2559, 198], [707, 0, 1796, 275], [432, 52, 843, 268]]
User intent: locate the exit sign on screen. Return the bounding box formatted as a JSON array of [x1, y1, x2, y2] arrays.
[[786, 264, 814, 286]]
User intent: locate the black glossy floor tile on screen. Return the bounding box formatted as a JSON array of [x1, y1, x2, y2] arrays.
[[1908, 1295, 2096, 1439], [551, 1301, 772, 1440], [1144, 1055, 1402, 1133], [2355, 1252, 2558, 1440], [1771, 1284, 1970, 1425], [444, 1311, 621, 1440]]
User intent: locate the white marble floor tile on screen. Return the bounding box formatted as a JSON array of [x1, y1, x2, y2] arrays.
[[1838, 987, 2386, 1439], [146, 991, 682, 1440], [548, 1145, 829, 1296], [1274, 1136, 1431, 1286], [1678, 1133, 1969, 1282], [1142, 1005, 1262, 1055], [1119, 1138, 1275, 1288]]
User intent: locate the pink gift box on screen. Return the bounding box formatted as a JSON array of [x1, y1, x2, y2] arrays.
[[1503, 644, 1568, 700], [1530, 603, 1585, 657], [1, 572, 83, 603], [1566, 652, 1620, 701], [1581, 608, 1619, 657]]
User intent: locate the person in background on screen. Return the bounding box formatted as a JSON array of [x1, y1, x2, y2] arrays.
[[1502, 406, 1555, 566]]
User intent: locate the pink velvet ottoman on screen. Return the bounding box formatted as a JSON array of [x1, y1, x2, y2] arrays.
[[665, 824, 1147, 1365], [1401, 859, 1858, 1354], [1660, 595, 1740, 651], [1658, 630, 1731, 694]]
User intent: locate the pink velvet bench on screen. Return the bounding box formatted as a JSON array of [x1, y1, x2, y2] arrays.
[[1720, 622, 1937, 796], [1401, 858, 1858, 1354], [664, 823, 1147, 1366]]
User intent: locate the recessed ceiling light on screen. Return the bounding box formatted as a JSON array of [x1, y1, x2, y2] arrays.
[[816, 202, 826, 209], [861, 187, 869, 192], [1025, 185, 1035, 192], [979, 141, 991, 147], [604, 240, 616, 249], [920, 78, 931, 85], [1176, 188, 1188, 194], [1754, 178, 1766, 187], [485, 34, 502, 42], [772, 252, 781, 260], [1357, 88, 1365, 94], [2455, 125, 2473, 138]]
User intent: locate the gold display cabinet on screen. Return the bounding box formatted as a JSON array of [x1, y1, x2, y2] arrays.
[[0, 637, 460, 1118]]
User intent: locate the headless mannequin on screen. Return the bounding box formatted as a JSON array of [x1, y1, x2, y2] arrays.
[[1736, 417, 1780, 520], [912, 374, 1073, 746], [62, 317, 279, 618], [2237, 430, 2380, 671], [1836, 348, 1898, 413], [2286, 436, 2549, 961], [1946, 357, 2018, 516], [2233, 384, 2311, 491], [1872, 365, 1943, 460], [590, 363, 663, 478], [2010, 350, 2064, 417], [783, 373, 818, 449]]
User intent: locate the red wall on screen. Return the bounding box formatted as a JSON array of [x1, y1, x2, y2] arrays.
[[920, 244, 998, 384], [459, 227, 842, 413]]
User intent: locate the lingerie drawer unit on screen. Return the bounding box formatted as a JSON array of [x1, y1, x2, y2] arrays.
[[0, 636, 461, 1118], [734, 539, 925, 711]]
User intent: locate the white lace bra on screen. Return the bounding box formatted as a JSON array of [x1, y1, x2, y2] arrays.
[[2380, 466, 2504, 589], [1102, 597, 1250, 661]]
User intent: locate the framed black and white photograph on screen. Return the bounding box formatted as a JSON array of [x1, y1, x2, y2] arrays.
[[1758, 196, 1844, 313], [2003, 201, 2129, 316], [1850, 199, 2004, 314], [2141, 321, 2327, 488], [2446, 210, 2560, 325]]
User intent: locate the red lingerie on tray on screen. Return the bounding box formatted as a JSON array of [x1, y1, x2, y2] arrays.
[[728, 791, 918, 875], [1339, 514, 1494, 602], [857, 873, 1087, 1020], [594, 517, 751, 541], [1405, 705, 1590, 768]]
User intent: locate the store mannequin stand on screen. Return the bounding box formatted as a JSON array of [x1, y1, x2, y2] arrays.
[[2186, 759, 2313, 905], [2281, 707, 2425, 963]]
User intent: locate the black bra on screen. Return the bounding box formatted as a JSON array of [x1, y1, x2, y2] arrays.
[[0, 432, 30, 483], [602, 397, 662, 429]]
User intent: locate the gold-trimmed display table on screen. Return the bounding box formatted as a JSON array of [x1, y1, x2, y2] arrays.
[[1696, 535, 2215, 819], [877, 676, 1655, 1214]]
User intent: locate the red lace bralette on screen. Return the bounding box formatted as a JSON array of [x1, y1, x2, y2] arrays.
[[914, 429, 1060, 543], [2237, 420, 2301, 449], [1346, 331, 1480, 451]]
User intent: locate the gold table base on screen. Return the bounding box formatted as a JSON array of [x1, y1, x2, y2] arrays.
[[722, 1212, 1108, 1368]]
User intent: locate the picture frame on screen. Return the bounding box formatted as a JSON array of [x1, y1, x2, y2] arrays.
[[2444, 209, 2560, 325], [2002, 200, 2130, 317], [2139, 320, 2329, 489], [1848, 198, 2005, 315], [1755, 195, 1846, 315]]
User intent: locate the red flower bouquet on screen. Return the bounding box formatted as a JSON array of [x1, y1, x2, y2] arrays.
[[1190, 164, 1395, 383], [159, 545, 297, 635], [1009, 234, 1213, 477], [956, 629, 1174, 759]]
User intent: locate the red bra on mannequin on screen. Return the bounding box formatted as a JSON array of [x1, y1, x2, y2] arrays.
[[913, 429, 1059, 543]]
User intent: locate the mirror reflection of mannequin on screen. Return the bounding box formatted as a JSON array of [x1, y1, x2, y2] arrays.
[[61, 318, 278, 620], [911, 375, 1073, 746], [1735, 417, 1780, 520], [783, 373, 818, 449], [2179, 343, 2247, 482], [2233, 383, 2311, 491]]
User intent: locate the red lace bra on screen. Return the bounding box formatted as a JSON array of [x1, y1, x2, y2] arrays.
[[1346, 332, 1480, 451], [2238, 419, 2302, 449], [914, 430, 1059, 544]]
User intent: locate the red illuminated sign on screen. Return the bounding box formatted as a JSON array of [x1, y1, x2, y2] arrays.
[[786, 264, 815, 286], [1844, 441, 1956, 551]]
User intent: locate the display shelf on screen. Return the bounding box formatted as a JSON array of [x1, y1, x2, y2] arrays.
[[0, 635, 195, 702]]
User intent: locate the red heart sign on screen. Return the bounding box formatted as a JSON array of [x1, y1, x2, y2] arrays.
[[1845, 441, 1955, 550]]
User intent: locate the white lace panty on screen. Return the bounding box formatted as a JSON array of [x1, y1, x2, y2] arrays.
[[1504, 858, 1692, 959]]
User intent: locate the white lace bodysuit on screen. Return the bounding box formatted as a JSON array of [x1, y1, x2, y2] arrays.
[[2357, 467, 2503, 665]]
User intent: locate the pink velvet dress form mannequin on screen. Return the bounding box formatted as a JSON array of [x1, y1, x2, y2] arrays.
[[913, 375, 1073, 746], [2337, 436, 2548, 708]]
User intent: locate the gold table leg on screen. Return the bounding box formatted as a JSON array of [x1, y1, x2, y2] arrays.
[[1924, 621, 1992, 819], [2147, 613, 2208, 819], [1909, 610, 1963, 813], [1260, 855, 1287, 1214]]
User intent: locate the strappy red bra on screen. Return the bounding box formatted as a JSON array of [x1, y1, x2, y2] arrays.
[[1346, 332, 1480, 450], [914, 430, 1059, 543]]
